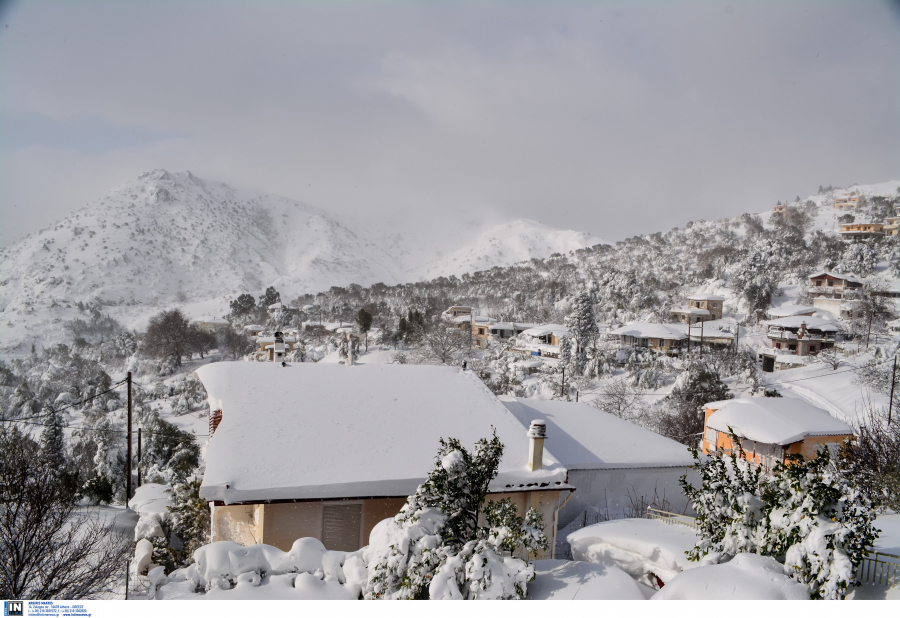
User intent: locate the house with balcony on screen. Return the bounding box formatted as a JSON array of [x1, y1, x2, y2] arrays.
[[701, 398, 853, 471], [833, 191, 862, 210], [764, 316, 838, 357], [808, 271, 864, 314], [254, 331, 299, 362], [840, 221, 884, 240], [670, 306, 709, 324], [195, 362, 572, 554], [884, 216, 900, 236]]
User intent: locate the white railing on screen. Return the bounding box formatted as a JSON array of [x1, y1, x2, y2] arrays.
[[646, 507, 699, 531]]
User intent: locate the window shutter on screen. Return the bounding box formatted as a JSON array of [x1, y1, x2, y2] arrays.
[[322, 503, 362, 552]]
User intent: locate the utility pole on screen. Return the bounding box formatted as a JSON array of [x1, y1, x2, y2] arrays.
[[561, 367, 568, 401], [889, 356, 897, 424], [126, 371, 132, 504], [700, 320, 705, 356], [866, 311, 873, 348], [137, 426, 142, 488]]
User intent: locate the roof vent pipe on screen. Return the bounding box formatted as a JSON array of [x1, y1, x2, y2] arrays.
[[527, 420, 546, 471]]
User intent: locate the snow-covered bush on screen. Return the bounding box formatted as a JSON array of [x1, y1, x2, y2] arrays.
[[362, 432, 548, 600], [680, 438, 879, 600], [680, 437, 766, 561], [760, 449, 878, 600]]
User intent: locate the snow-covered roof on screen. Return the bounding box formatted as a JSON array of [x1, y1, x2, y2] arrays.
[[808, 271, 863, 284], [255, 336, 297, 344], [450, 315, 472, 324], [472, 315, 494, 324], [687, 293, 726, 301], [268, 302, 283, 310], [609, 322, 687, 340], [197, 316, 229, 324], [671, 306, 710, 315], [521, 324, 570, 338], [500, 397, 694, 470], [196, 363, 569, 504], [767, 304, 817, 318], [243, 324, 265, 331], [302, 304, 315, 311], [705, 398, 853, 446], [764, 316, 839, 331]]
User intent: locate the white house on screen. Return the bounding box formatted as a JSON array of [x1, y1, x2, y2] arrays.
[[609, 322, 687, 353], [500, 397, 696, 536], [195, 362, 573, 554]]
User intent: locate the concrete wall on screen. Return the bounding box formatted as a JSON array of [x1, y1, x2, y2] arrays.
[[559, 467, 696, 530], [210, 493, 558, 554]]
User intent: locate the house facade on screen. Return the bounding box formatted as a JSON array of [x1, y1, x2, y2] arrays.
[[195, 363, 573, 555], [884, 216, 900, 236], [500, 397, 697, 541], [833, 192, 861, 210], [609, 322, 687, 353], [840, 222, 884, 240], [808, 271, 863, 314], [702, 398, 853, 471], [670, 306, 709, 324], [764, 316, 838, 356], [686, 294, 725, 320]]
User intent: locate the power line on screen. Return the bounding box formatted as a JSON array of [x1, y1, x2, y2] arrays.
[[1, 379, 128, 423], [1, 418, 208, 441]]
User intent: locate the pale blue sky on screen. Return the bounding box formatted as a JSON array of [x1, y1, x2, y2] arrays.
[[1, 0, 898, 246]]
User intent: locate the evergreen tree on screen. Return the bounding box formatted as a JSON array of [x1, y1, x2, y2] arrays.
[[40, 406, 66, 470], [363, 432, 547, 600], [564, 291, 598, 376], [258, 286, 281, 308], [168, 478, 210, 561], [228, 293, 256, 318], [356, 308, 373, 351]]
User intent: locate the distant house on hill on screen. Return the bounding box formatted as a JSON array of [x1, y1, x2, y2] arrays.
[[254, 332, 299, 362], [670, 306, 709, 324], [772, 204, 787, 215], [807, 271, 864, 314], [243, 324, 265, 337], [515, 324, 570, 358], [609, 322, 686, 353], [702, 398, 853, 471], [195, 316, 229, 332], [833, 191, 862, 210], [686, 293, 725, 320], [194, 362, 572, 554], [764, 316, 838, 357], [884, 216, 900, 237], [840, 221, 884, 240], [767, 304, 817, 319]]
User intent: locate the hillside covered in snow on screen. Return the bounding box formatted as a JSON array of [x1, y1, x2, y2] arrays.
[[0, 170, 600, 353]]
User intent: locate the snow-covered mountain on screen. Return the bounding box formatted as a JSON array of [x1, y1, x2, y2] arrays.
[[414, 220, 602, 280], [0, 170, 602, 352]]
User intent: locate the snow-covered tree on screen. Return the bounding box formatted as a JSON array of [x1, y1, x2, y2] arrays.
[[363, 432, 547, 600], [168, 478, 210, 560], [680, 435, 766, 561], [565, 291, 598, 375], [840, 242, 878, 278], [761, 449, 878, 600]]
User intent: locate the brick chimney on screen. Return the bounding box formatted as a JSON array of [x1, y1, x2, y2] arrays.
[[527, 420, 547, 471]]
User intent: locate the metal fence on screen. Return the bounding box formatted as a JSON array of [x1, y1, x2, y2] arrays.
[[645, 507, 700, 531]]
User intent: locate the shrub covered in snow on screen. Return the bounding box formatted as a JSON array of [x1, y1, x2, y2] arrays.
[[362, 432, 548, 600], [680, 436, 879, 599]]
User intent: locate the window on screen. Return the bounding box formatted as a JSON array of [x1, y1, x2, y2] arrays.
[[322, 503, 362, 552], [705, 426, 718, 445]]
